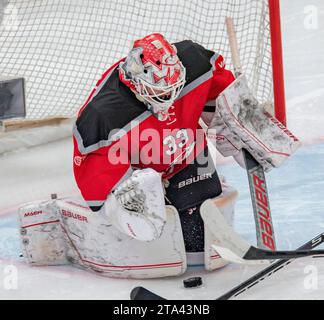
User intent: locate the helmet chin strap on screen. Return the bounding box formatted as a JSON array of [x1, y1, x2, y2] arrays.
[[154, 108, 171, 121], [131, 88, 173, 121], [147, 101, 173, 121]]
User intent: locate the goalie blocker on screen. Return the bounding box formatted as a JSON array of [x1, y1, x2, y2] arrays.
[[207, 75, 301, 172]]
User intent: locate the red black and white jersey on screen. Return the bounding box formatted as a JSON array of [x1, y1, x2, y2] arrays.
[[73, 40, 235, 211]]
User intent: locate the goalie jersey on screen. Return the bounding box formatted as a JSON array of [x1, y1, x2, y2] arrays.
[[73, 40, 235, 211]]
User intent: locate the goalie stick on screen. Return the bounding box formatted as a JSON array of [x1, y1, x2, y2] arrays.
[[130, 232, 324, 300], [226, 17, 276, 251], [200, 199, 324, 263], [243, 149, 276, 251]]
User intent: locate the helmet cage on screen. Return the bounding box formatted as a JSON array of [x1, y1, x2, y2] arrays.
[[134, 66, 186, 113]]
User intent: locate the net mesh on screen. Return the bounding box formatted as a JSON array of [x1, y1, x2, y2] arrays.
[[0, 0, 273, 120]]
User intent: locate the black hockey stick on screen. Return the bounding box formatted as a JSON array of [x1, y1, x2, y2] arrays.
[[130, 286, 165, 300], [131, 232, 324, 300], [241, 244, 324, 260], [217, 232, 324, 300]]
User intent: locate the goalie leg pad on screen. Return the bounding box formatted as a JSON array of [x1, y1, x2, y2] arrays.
[[203, 182, 238, 271], [57, 199, 187, 279], [18, 200, 69, 266]]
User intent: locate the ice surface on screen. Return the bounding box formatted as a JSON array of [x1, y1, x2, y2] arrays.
[[1, 140, 324, 300], [281, 0, 324, 144], [1, 0, 324, 300]]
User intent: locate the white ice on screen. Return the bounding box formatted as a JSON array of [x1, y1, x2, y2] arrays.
[[1, 0, 324, 300]]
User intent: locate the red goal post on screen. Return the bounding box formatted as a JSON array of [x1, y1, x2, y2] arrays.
[[269, 0, 286, 126]]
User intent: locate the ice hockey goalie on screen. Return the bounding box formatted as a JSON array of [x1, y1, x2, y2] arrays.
[[18, 33, 300, 279]]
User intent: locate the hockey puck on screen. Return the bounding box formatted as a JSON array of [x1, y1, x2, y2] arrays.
[[183, 277, 203, 288]]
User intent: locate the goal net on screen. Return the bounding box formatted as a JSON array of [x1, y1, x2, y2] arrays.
[[0, 0, 284, 123]]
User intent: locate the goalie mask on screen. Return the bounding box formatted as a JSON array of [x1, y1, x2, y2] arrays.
[[119, 33, 186, 121]]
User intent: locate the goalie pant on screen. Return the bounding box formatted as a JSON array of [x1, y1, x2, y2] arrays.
[[165, 146, 222, 253]]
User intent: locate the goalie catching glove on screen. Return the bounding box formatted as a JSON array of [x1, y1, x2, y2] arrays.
[[105, 168, 167, 242]]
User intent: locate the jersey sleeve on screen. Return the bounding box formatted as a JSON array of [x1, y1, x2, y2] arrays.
[[175, 40, 235, 105], [73, 106, 131, 212], [207, 54, 235, 101]]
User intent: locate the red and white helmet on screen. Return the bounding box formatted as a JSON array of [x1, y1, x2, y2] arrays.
[[119, 33, 186, 120]]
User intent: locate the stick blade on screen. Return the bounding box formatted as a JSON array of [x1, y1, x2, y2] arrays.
[[212, 245, 270, 265], [200, 199, 251, 258], [130, 286, 165, 300]]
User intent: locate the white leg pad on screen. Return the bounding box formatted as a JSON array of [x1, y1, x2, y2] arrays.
[[204, 183, 238, 271], [18, 199, 69, 266], [57, 199, 187, 279]]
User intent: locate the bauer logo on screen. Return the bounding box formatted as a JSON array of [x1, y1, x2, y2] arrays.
[[61, 209, 88, 223], [266, 113, 299, 142], [178, 173, 213, 189], [253, 173, 275, 251]]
